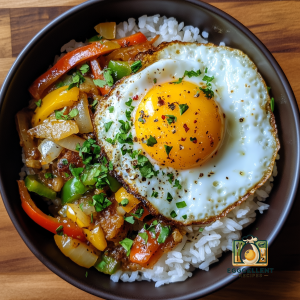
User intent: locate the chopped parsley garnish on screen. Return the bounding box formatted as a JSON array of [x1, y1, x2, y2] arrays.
[[55, 107, 79, 120], [182, 215, 187, 220], [103, 69, 114, 86], [119, 238, 134, 256], [146, 135, 157, 147], [79, 203, 84, 211], [170, 210, 177, 218], [106, 138, 115, 144], [44, 172, 54, 179], [69, 164, 84, 178], [138, 117, 145, 123], [199, 72, 215, 99], [199, 227, 204, 232], [131, 208, 144, 218], [91, 213, 93, 223], [271, 97, 275, 112], [151, 191, 158, 198], [165, 115, 177, 124], [88, 35, 103, 42], [267, 86, 271, 93], [56, 225, 63, 235], [129, 149, 141, 159], [190, 137, 197, 142], [179, 104, 189, 115], [157, 226, 171, 244], [61, 159, 68, 165], [64, 172, 70, 178], [120, 198, 129, 206], [108, 161, 113, 171], [35, 99, 42, 107], [131, 60, 142, 73], [173, 179, 182, 189], [67, 70, 85, 90], [91, 100, 98, 112], [153, 78, 157, 84], [173, 77, 183, 84], [93, 79, 106, 88], [125, 98, 133, 107], [119, 120, 131, 134], [134, 154, 159, 178], [117, 133, 133, 144], [144, 220, 158, 237], [92, 193, 112, 212], [79, 63, 89, 75], [108, 106, 114, 113], [167, 173, 174, 183], [125, 110, 132, 121], [104, 121, 113, 132], [184, 69, 201, 78], [85, 271, 88, 278], [176, 201, 187, 208], [124, 216, 135, 224], [138, 232, 148, 244], [164, 145, 173, 156], [166, 192, 173, 202]]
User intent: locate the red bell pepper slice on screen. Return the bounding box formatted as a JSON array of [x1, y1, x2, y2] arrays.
[[90, 59, 111, 96], [17, 180, 86, 241], [29, 41, 120, 99], [114, 32, 148, 47]]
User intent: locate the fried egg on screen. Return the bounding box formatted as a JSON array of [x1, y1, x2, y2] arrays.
[[94, 42, 279, 224]]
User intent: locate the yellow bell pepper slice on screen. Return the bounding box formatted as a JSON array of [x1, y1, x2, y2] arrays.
[[32, 86, 79, 127], [66, 203, 90, 228], [115, 187, 140, 213], [83, 226, 107, 251]]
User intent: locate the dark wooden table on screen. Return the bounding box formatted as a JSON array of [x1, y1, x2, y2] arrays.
[[0, 0, 299, 299]]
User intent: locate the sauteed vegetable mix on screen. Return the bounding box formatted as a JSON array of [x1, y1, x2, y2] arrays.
[[16, 22, 184, 274]]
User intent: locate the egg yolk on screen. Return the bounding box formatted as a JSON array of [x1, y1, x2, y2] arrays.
[[244, 249, 256, 261], [134, 81, 224, 169]]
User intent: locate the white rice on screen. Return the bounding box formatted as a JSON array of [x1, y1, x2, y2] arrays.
[[27, 14, 279, 287]]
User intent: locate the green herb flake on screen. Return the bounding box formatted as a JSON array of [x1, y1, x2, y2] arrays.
[[131, 60, 142, 73], [153, 78, 157, 84], [104, 121, 113, 132], [64, 172, 70, 178], [120, 198, 129, 206], [91, 100, 98, 111], [44, 172, 54, 179], [88, 35, 103, 42], [119, 238, 134, 256], [167, 173, 174, 183], [166, 192, 173, 202], [182, 215, 187, 220], [205, 67, 208, 73], [270, 97, 275, 112], [135, 154, 159, 179], [67, 70, 85, 90], [35, 99, 42, 107], [56, 81, 64, 88], [176, 201, 187, 208], [109, 161, 113, 171], [179, 104, 189, 115], [80, 63, 89, 75], [146, 135, 157, 147], [108, 106, 114, 113], [173, 77, 183, 84], [170, 210, 177, 218], [173, 179, 182, 189], [93, 79, 106, 88], [190, 137, 197, 142], [202, 75, 214, 83], [151, 191, 158, 198], [199, 227, 204, 232], [69, 164, 84, 179], [184, 69, 201, 78], [56, 225, 63, 235], [164, 145, 173, 156], [92, 193, 112, 212], [165, 115, 177, 124], [124, 216, 135, 224], [158, 226, 171, 244], [55, 107, 79, 120], [85, 271, 88, 278], [61, 159, 68, 166], [138, 117, 145, 123], [267, 86, 271, 93], [131, 208, 144, 219], [138, 232, 148, 244]]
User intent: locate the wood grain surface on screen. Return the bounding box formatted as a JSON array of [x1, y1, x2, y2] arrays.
[[0, 1, 299, 299]]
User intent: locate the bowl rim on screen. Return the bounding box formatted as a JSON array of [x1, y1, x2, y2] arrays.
[[0, 0, 299, 299]]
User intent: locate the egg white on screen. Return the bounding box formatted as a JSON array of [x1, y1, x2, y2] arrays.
[[94, 42, 279, 224]]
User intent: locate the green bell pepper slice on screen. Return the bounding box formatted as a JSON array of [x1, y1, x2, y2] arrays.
[[94, 253, 121, 275], [61, 177, 88, 204], [25, 175, 57, 200], [108, 60, 131, 81]]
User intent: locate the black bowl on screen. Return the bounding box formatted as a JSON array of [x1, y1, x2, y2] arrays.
[[0, 0, 299, 299]]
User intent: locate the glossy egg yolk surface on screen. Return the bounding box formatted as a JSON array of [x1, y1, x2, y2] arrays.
[[135, 81, 224, 169]]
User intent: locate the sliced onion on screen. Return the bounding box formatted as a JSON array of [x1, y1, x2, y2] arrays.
[[66, 203, 90, 228], [56, 135, 86, 152], [74, 92, 93, 133], [78, 198, 96, 215], [38, 139, 63, 165], [54, 235, 98, 268], [116, 206, 126, 216]]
